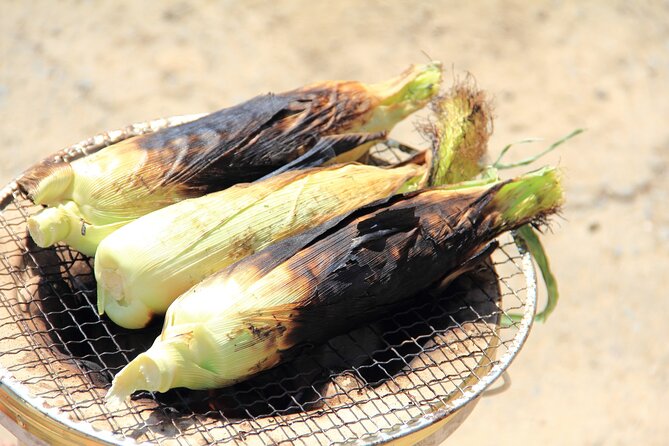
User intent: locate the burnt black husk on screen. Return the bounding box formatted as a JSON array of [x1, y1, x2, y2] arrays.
[[223, 183, 524, 359], [19, 83, 382, 200], [138, 86, 381, 193]]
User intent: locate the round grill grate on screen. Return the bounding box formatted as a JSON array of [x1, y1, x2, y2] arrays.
[[0, 117, 536, 446]]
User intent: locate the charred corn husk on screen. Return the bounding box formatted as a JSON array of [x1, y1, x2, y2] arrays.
[[95, 161, 427, 329], [106, 167, 562, 403], [23, 62, 442, 256]]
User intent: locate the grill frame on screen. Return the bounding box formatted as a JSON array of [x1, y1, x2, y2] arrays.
[[0, 116, 537, 446]]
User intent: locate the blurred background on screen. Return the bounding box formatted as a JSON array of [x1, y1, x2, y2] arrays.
[[1, 1, 667, 445]]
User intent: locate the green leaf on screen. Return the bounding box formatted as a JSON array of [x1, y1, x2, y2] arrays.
[[493, 128, 584, 170], [503, 224, 560, 325]]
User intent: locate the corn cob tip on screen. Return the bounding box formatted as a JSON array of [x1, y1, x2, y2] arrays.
[[96, 273, 154, 329], [95, 248, 153, 327], [27, 202, 118, 256], [106, 339, 213, 403], [27, 207, 71, 248], [106, 351, 164, 405]]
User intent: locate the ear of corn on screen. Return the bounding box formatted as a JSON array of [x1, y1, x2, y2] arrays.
[[106, 167, 562, 403], [95, 161, 427, 329], [22, 62, 442, 255]]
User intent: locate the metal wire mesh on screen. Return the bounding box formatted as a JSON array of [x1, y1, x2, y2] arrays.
[[0, 119, 535, 446]]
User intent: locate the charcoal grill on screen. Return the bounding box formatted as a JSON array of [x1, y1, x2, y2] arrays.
[[0, 116, 537, 445]]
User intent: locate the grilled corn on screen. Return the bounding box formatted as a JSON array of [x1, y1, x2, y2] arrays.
[[23, 62, 442, 255], [106, 167, 562, 403]]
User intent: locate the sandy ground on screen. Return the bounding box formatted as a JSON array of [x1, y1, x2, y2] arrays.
[[1, 1, 668, 445]]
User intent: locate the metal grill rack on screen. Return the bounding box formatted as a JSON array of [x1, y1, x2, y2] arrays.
[[0, 117, 537, 446]]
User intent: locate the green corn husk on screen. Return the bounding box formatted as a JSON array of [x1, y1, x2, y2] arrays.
[[425, 83, 579, 323], [95, 160, 428, 329], [106, 167, 562, 403], [23, 62, 442, 256], [424, 80, 492, 186]]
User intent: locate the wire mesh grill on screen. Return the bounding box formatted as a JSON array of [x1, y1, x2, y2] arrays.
[[0, 118, 535, 446]]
